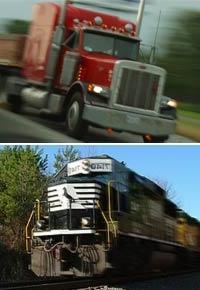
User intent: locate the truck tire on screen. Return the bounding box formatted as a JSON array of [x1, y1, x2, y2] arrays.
[[143, 135, 169, 143], [6, 76, 24, 113], [7, 93, 22, 113], [65, 91, 88, 139]]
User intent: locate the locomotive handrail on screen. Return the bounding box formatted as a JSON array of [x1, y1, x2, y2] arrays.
[[25, 199, 42, 253], [96, 180, 123, 249], [36, 199, 40, 221], [96, 200, 111, 250], [25, 208, 35, 254], [107, 180, 118, 238]]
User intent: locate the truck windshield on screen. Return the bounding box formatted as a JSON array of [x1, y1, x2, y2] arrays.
[[83, 30, 139, 60]]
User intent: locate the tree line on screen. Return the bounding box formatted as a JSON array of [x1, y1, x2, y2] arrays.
[[0, 145, 81, 251], [157, 10, 200, 106]]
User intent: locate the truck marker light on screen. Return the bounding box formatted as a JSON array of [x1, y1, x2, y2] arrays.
[[107, 128, 113, 134], [111, 26, 117, 31], [119, 28, 125, 33], [125, 23, 134, 33], [102, 24, 108, 29], [88, 84, 94, 92], [83, 20, 89, 26], [144, 134, 152, 142], [94, 16, 103, 26], [73, 18, 80, 25], [77, 66, 83, 80]]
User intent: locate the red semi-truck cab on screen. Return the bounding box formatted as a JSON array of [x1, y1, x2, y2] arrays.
[[6, 0, 176, 142]]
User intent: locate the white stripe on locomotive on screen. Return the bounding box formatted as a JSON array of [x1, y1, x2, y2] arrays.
[[47, 183, 101, 211]]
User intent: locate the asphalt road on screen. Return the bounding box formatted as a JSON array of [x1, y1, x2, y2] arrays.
[[0, 92, 195, 143], [23, 110, 195, 143], [0, 108, 81, 143]]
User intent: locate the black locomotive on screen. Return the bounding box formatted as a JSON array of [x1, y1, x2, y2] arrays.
[[26, 155, 200, 277]]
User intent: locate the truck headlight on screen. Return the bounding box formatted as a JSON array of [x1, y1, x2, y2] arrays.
[[160, 96, 177, 119], [161, 96, 178, 108], [167, 99, 177, 108], [87, 84, 110, 98], [93, 86, 103, 94]]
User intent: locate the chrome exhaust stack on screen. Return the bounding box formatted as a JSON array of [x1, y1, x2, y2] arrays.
[[135, 0, 145, 36]]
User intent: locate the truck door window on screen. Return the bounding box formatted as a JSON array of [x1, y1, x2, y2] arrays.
[[64, 31, 79, 49]]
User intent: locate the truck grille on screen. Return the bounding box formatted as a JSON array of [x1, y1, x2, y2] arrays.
[[116, 68, 160, 111]]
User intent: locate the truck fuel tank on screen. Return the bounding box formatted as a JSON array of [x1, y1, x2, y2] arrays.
[[21, 87, 48, 109]]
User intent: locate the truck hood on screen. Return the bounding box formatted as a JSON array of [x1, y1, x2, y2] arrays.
[[81, 53, 116, 87]]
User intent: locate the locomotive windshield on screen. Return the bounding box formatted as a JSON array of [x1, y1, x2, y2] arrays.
[[53, 171, 112, 185], [83, 30, 139, 60]]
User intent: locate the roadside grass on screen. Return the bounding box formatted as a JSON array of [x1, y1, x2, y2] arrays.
[[176, 120, 200, 142], [178, 109, 200, 120], [176, 104, 200, 141], [178, 102, 200, 114]]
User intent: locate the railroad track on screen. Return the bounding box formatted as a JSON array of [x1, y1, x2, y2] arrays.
[[1, 269, 199, 290]]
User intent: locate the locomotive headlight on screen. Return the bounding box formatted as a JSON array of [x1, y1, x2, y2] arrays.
[[36, 220, 45, 229], [81, 217, 91, 227]]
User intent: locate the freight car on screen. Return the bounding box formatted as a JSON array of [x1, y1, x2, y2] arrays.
[[26, 155, 200, 277]]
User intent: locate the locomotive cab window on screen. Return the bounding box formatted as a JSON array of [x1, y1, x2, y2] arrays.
[[119, 193, 129, 213]]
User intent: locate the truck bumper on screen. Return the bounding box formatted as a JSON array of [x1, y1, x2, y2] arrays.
[[83, 105, 176, 136]]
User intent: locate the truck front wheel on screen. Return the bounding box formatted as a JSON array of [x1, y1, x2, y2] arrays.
[[65, 91, 88, 139]]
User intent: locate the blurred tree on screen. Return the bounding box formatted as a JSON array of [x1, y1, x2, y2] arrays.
[[54, 146, 81, 172], [153, 178, 182, 207], [4, 19, 30, 34], [158, 10, 200, 104], [0, 146, 48, 250]]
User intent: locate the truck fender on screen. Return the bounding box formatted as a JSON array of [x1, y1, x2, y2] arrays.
[[66, 81, 88, 105]]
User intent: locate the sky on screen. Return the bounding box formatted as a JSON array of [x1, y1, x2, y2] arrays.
[[35, 144, 200, 220], [1, 0, 200, 47]]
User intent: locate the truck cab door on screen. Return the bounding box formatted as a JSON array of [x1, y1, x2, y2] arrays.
[[60, 31, 80, 86]]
